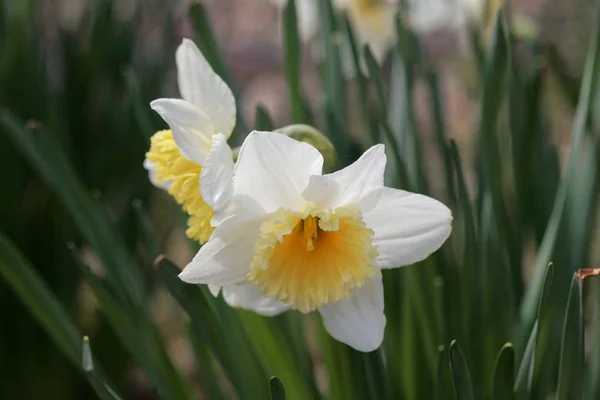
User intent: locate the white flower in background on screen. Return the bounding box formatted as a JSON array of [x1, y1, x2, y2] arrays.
[[179, 131, 452, 352], [269, 0, 484, 77], [144, 39, 289, 316]]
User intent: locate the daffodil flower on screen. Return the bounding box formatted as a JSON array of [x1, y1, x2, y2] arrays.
[[144, 38, 236, 244], [179, 131, 452, 351], [144, 39, 290, 316]]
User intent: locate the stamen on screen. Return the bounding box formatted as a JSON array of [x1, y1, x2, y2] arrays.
[[303, 216, 318, 251], [146, 130, 214, 243], [248, 206, 379, 313]]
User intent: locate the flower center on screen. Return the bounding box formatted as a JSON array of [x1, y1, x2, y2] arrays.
[[146, 130, 214, 243], [248, 206, 379, 313]]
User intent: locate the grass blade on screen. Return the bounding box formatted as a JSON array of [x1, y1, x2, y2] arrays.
[[0, 230, 80, 365], [491, 343, 515, 400], [449, 340, 474, 400], [283, 0, 306, 123], [0, 113, 145, 308], [556, 274, 584, 400], [255, 105, 275, 131], [269, 377, 286, 400], [82, 337, 124, 400], [519, 0, 600, 339]]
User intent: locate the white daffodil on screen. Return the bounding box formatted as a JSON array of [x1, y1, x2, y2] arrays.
[[144, 38, 236, 244], [179, 131, 452, 352], [270, 0, 484, 77], [144, 39, 289, 317]]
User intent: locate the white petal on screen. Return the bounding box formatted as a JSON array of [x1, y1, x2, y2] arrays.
[[363, 187, 452, 268], [233, 131, 323, 213], [221, 283, 291, 317], [150, 98, 214, 164], [200, 133, 234, 214], [143, 158, 172, 191], [179, 214, 266, 285], [296, 0, 320, 41], [176, 39, 236, 138], [208, 284, 221, 297], [303, 144, 385, 209], [319, 272, 385, 352]]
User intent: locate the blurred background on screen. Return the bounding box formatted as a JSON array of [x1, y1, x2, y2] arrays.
[[0, 0, 598, 398]]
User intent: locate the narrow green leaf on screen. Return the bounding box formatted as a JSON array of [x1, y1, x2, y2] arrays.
[[514, 263, 553, 395], [237, 311, 312, 400], [318, 320, 355, 400], [392, 13, 427, 193], [82, 337, 124, 400], [186, 323, 229, 400], [519, 0, 600, 340], [318, 0, 347, 156], [491, 343, 515, 400], [343, 14, 377, 144], [188, 2, 249, 141], [363, 46, 407, 186], [0, 231, 122, 400], [513, 321, 537, 395], [436, 346, 455, 400], [255, 105, 275, 131], [71, 247, 195, 400], [0, 113, 144, 308], [156, 257, 267, 399], [283, 0, 305, 123], [0, 230, 80, 365], [425, 66, 455, 205], [123, 66, 155, 139], [132, 199, 160, 260], [557, 275, 584, 400], [532, 262, 556, 397], [269, 377, 286, 400], [477, 8, 522, 294], [449, 340, 474, 400]]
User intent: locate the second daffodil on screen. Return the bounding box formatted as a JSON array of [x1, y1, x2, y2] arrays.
[[144, 39, 236, 244], [179, 131, 452, 352]]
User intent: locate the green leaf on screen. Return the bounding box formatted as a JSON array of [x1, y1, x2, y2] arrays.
[[186, 323, 228, 400], [491, 343, 515, 400], [391, 13, 427, 193], [318, 320, 355, 400], [131, 199, 160, 260], [0, 113, 144, 308], [519, 0, 600, 342], [343, 14, 377, 144], [237, 311, 312, 400], [317, 0, 347, 157], [283, 0, 305, 123], [71, 247, 194, 400], [363, 46, 407, 187], [156, 257, 267, 399], [187, 2, 249, 142], [123, 66, 155, 139], [425, 66, 455, 205], [515, 263, 553, 395], [0, 230, 122, 400], [532, 262, 556, 397], [0, 230, 80, 365], [449, 340, 474, 400], [82, 337, 124, 400], [255, 105, 275, 131], [269, 377, 286, 400], [557, 275, 584, 400], [436, 346, 456, 400]]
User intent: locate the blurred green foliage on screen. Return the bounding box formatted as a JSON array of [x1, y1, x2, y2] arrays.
[[1, 0, 600, 399]]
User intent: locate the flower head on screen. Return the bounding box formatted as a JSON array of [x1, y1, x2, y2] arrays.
[[179, 131, 452, 351], [144, 39, 236, 243]]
